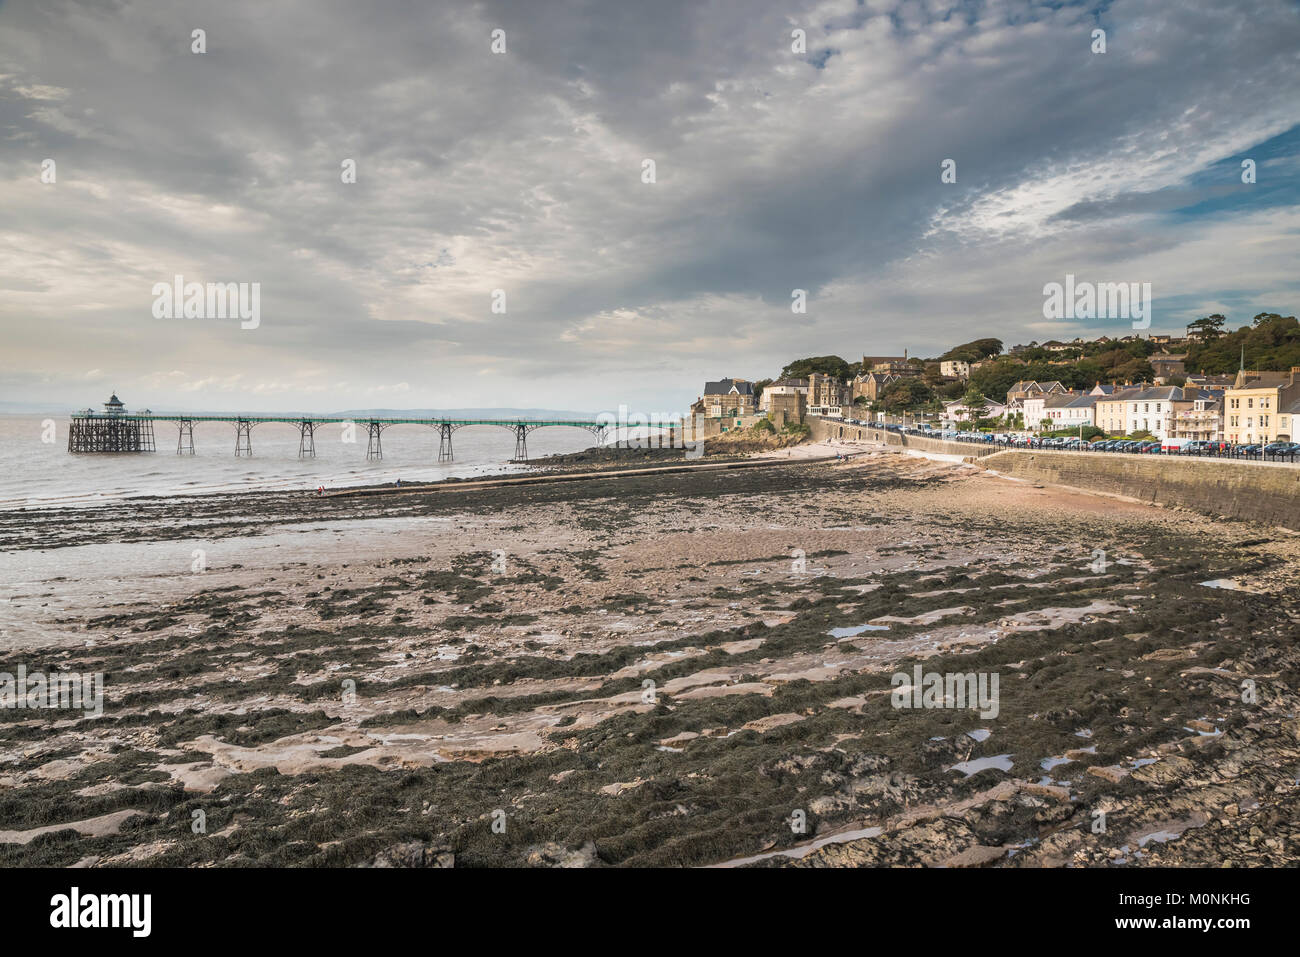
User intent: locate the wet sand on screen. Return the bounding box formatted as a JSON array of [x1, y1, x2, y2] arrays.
[[1, 444, 1297, 867]]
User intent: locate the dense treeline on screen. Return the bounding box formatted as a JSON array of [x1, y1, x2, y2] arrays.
[[1185, 313, 1300, 373]]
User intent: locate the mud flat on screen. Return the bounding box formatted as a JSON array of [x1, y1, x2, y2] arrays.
[[1, 448, 1297, 867]]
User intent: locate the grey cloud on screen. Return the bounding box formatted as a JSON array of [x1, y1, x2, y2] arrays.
[[1, 0, 1298, 412]]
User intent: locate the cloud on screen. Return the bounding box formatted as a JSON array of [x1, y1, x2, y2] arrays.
[[1, 0, 1298, 412]]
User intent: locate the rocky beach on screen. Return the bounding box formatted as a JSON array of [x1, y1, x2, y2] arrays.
[[1, 441, 1296, 868]]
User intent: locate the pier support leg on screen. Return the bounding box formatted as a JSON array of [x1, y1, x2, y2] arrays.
[[366, 420, 383, 461], [298, 420, 316, 458], [235, 419, 252, 457], [438, 422, 454, 462], [514, 424, 528, 462], [177, 419, 194, 455]]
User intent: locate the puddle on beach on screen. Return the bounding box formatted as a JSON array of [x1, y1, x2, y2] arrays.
[[948, 754, 1013, 777], [828, 623, 890, 638], [1200, 579, 1253, 591]]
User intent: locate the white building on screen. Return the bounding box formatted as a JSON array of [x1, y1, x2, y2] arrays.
[[760, 377, 809, 413], [1043, 394, 1095, 430], [940, 396, 1007, 429], [1121, 386, 1212, 441]]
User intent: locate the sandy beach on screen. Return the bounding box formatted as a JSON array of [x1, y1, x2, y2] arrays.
[[1, 443, 1297, 867]]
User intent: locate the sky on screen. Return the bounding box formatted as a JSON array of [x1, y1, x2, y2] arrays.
[[2, 0, 1299, 414]]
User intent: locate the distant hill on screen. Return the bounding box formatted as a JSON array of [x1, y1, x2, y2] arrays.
[[332, 408, 600, 419], [7, 403, 607, 418]]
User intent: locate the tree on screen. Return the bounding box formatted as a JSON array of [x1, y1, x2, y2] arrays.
[[880, 378, 935, 412], [941, 338, 1003, 362], [960, 390, 987, 421], [1187, 315, 1226, 340], [1185, 314, 1300, 374], [779, 356, 852, 381]]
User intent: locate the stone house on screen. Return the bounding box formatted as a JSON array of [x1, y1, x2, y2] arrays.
[[700, 378, 756, 418]]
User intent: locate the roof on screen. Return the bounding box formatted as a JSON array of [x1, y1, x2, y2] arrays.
[[771, 378, 809, 388], [1127, 386, 1211, 402], [1041, 393, 1093, 409], [1097, 386, 1147, 402], [703, 378, 753, 396], [1233, 370, 1292, 389]]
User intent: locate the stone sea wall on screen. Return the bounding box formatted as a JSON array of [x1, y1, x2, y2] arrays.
[[807, 416, 1300, 526]]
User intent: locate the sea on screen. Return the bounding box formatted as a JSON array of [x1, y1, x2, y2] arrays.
[[0, 412, 622, 511]]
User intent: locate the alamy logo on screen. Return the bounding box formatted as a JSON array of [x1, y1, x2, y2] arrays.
[[49, 887, 151, 937], [595, 404, 702, 458], [0, 666, 102, 718], [1042, 274, 1151, 330], [152, 274, 260, 329], [891, 665, 999, 719]]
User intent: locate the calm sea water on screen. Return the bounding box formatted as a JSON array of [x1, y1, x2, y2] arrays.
[[0, 413, 609, 510]]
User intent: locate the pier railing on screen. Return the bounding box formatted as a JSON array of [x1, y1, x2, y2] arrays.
[[67, 412, 684, 462]]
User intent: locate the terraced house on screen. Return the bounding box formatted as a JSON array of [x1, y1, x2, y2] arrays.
[[1120, 386, 1219, 441], [1045, 393, 1097, 431], [1093, 384, 1150, 436], [1224, 367, 1300, 444], [1169, 393, 1224, 442]]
